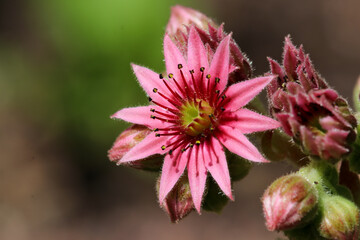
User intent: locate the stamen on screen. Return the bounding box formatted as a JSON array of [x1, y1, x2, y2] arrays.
[[162, 79, 183, 102], [157, 132, 182, 137], [153, 110, 178, 119], [159, 73, 163, 79], [153, 88, 158, 93], [190, 70, 199, 101], [172, 77, 187, 97], [178, 64, 183, 69], [195, 140, 201, 146], [200, 67, 205, 72], [179, 69, 191, 99], [151, 100, 179, 114], [150, 108, 155, 112], [168, 73, 174, 78], [153, 128, 159, 132], [161, 145, 166, 150], [157, 92, 181, 108], [153, 116, 179, 124]]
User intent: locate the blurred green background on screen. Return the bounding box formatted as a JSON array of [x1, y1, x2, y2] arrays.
[[1, 0, 359, 239]]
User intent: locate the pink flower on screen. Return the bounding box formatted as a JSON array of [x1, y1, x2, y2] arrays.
[[111, 27, 280, 212]]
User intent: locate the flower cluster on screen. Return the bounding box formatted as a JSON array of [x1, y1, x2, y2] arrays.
[[107, 4, 360, 239], [267, 37, 357, 162]]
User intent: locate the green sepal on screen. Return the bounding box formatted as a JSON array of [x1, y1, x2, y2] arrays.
[[226, 151, 252, 182], [202, 178, 229, 213], [349, 124, 360, 174]]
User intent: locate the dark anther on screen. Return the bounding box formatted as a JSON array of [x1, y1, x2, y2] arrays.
[[150, 115, 156, 119], [178, 64, 183, 69], [215, 77, 220, 83], [153, 88, 158, 93], [153, 128, 159, 132], [221, 107, 225, 111], [168, 73, 174, 78], [189, 143, 194, 148], [215, 90, 220, 94], [150, 108, 155, 112], [161, 145, 166, 150], [169, 149, 173, 155], [189, 69, 194, 74], [221, 95, 227, 100], [200, 67, 205, 72], [181, 148, 186, 152], [314, 181, 318, 185], [195, 140, 201, 146], [206, 74, 211, 79], [148, 97, 153, 102], [159, 73, 163, 79], [155, 133, 161, 137]]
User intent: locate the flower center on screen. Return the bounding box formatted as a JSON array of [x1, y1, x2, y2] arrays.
[[180, 99, 214, 136]]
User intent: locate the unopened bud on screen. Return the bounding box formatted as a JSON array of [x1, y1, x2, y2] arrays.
[[108, 124, 162, 171], [319, 195, 360, 240], [166, 5, 252, 84], [158, 176, 194, 223], [166, 5, 215, 37], [267, 36, 357, 162], [262, 173, 318, 231], [353, 76, 360, 112]]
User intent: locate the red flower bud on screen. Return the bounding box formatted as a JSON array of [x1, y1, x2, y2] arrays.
[[158, 176, 194, 223], [262, 173, 318, 231], [267, 36, 357, 162], [166, 5, 252, 84], [319, 195, 360, 240]]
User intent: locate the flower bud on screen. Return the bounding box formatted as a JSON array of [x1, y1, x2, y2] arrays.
[[158, 176, 194, 223], [267, 36, 357, 162], [166, 5, 252, 84], [108, 124, 162, 171], [353, 76, 360, 112], [262, 173, 318, 231], [319, 195, 360, 240]]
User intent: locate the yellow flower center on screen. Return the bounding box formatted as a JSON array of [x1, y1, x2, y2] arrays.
[[180, 99, 214, 136]]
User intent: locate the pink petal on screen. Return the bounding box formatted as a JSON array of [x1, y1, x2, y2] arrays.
[[188, 145, 207, 213], [208, 35, 231, 93], [283, 36, 298, 79], [217, 125, 269, 163], [164, 35, 190, 92], [224, 76, 276, 111], [221, 109, 281, 134], [111, 106, 169, 129], [204, 137, 233, 200], [159, 148, 189, 204], [275, 113, 293, 136], [268, 57, 285, 79], [187, 26, 209, 86], [131, 64, 169, 106], [119, 132, 168, 163]]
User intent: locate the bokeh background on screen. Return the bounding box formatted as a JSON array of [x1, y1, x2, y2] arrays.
[[1, 0, 359, 239]]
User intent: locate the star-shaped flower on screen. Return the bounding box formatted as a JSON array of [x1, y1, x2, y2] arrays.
[[111, 27, 280, 212]]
